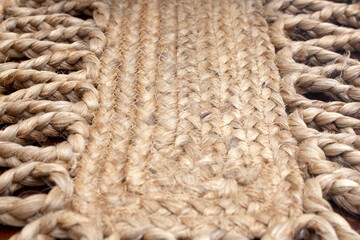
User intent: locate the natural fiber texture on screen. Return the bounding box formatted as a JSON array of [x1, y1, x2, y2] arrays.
[[264, 0, 360, 217], [0, 0, 359, 239]]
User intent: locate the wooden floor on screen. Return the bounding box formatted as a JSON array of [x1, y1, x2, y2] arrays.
[[0, 226, 20, 239], [0, 202, 358, 239]]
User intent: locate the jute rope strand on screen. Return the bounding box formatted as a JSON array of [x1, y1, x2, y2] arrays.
[[0, 26, 106, 57], [290, 111, 360, 213], [265, 0, 360, 219], [264, 178, 360, 239], [265, 0, 360, 27], [5, 1, 102, 18], [2, 0, 360, 239], [0, 162, 73, 226], [0, 0, 108, 238], [72, 0, 118, 233], [10, 210, 102, 240]]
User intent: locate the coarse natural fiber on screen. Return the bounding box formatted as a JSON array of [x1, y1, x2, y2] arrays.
[[0, 0, 359, 239], [264, 0, 360, 217]]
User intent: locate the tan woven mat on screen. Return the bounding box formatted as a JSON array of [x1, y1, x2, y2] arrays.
[[1, 0, 360, 239]]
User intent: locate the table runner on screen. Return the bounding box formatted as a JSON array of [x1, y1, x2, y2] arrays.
[[0, 0, 358, 239]]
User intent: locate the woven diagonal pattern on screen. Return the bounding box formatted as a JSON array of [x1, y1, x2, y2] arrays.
[[0, 0, 359, 239]]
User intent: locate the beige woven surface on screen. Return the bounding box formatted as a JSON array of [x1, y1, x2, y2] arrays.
[[0, 0, 359, 239]]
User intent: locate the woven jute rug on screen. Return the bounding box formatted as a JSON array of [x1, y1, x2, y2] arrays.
[[1, 0, 360, 239]]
